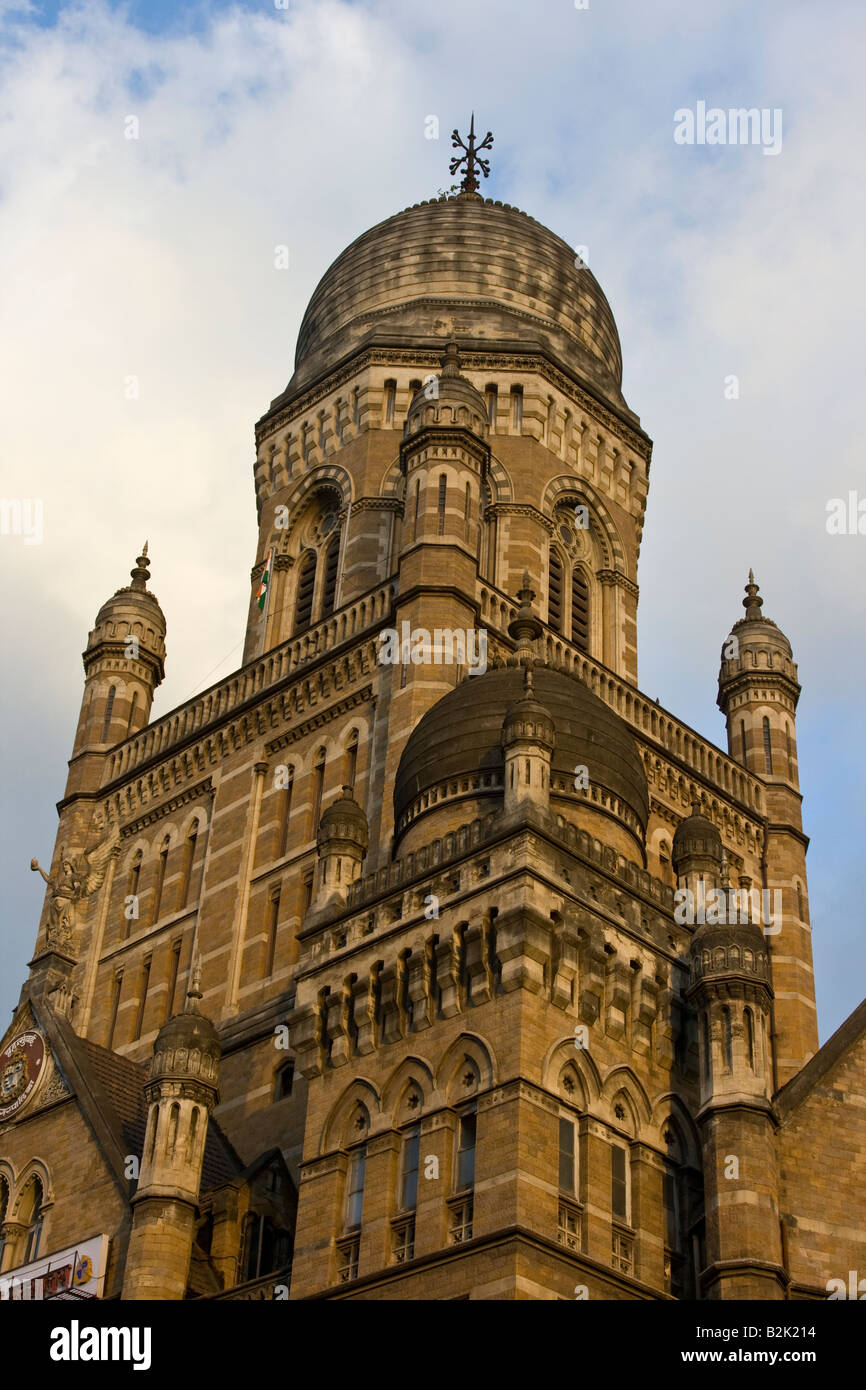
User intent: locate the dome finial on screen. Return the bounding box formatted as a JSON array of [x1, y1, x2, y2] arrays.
[[450, 113, 494, 196], [441, 339, 461, 378], [130, 542, 151, 592], [743, 569, 764, 620], [507, 572, 543, 666], [185, 953, 202, 1014]]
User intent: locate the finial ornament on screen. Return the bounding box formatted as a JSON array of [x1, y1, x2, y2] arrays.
[[130, 542, 152, 592], [441, 340, 462, 378], [450, 113, 494, 195], [185, 954, 202, 1013], [507, 572, 543, 666], [743, 570, 764, 620]]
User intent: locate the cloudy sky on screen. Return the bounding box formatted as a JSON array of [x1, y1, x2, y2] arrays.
[[1, 0, 863, 1042]]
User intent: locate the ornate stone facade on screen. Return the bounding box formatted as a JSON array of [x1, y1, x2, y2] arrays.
[[1, 186, 863, 1303]]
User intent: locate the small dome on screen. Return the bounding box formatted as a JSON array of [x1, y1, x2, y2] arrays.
[[88, 544, 166, 680], [150, 974, 220, 1085], [278, 196, 627, 411], [672, 802, 723, 873], [718, 572, 798, 699], [404, 340, 489, 439], [501, 669, 555, 750], [394, 665, 648, 845], [690, 918, 770, 985], [317, 788, 369, 852]]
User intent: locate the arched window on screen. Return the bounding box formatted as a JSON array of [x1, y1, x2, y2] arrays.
[[464, 482, 471, 542], [786, 723, 794, 776], [274, 1060, 294, 1101], [277, 769, 294, 859], [153, 836, 170, 922], [485, 383, 497, 429], [101, 685, 116, 743], [510, 384, 523, 431], [345, 1145, 366, 1230], [548, 550, 564, 632], [571, 567, 590, 651], [127, 850, 142, 904], [722, 1007, 733, 1070], [559, 1116, 577, 1194], [165, 939, 182, 1022], [744, 1007, 755, 1070], [412, 479, 421, 541], [293, 551, 317, 633], [383, 379, 396, 427], [310, 748, 326, 834], [187, 1106, 200, 1163], [242, 1211, 292, 1283], [20, 1178, 45, 1264], [437, 474, 447, 536], [455, 1106, 476, 1192], [702, 1013, 711, 1082], [611, 1143, 630, 1225], [796, 881, 805, 921], [107, 971, 123, 1048], [127, 689, 139, 735], [740, 720, 747, 764], [343, 731, 359, 794], [166, 1103, 180, 1157], [399, 1124, 421, 1211], [265, 884, 280, 978], [178, 822, 198, 910], [133, 955, 151, 1040], [320, 534, 340, 618], [762, 717, 773, 775]]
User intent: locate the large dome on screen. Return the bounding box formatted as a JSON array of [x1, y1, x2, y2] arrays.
[[394, 665, 648, 846], [283, 195, 627, 410]]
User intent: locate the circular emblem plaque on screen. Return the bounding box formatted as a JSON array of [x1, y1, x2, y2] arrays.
[[0, 1031, 47, 1121]]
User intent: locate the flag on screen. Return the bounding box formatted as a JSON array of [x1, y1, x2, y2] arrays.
[[256, 548, 274, 612]]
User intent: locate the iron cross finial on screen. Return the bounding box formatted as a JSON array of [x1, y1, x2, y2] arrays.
[[450, 112, 494, 195]]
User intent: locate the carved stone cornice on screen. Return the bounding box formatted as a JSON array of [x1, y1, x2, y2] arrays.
[[266, 685, 374, 756], [486, 502, 554, 533], [256, 344, 652, 462], [120, 778, 214, 838], [350, 498, 403, 516], [597, 568, 639, 598]]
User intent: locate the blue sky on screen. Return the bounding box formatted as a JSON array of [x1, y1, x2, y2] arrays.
[[0, 0, 864, 1043]]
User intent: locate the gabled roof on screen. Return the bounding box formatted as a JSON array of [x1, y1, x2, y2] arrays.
[[775, 996, 866, 1121]]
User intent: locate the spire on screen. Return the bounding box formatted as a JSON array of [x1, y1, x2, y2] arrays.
[[450, 113, 494, 196], [130, 542, 151, 592], [185, 954, 202, 1015], [742, 569, 764, 621], [507, 571, 543, 665]]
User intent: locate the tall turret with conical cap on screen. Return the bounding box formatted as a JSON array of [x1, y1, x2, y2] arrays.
[[122, 958, 221, 1300], [717, 573, 817, 1085], [67, 544, 166, 798]]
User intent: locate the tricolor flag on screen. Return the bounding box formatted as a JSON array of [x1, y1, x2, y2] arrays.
[[257, 548, 274, 611]]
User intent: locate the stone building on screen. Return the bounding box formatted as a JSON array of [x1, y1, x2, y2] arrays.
[[2, 174, 864, 1302]]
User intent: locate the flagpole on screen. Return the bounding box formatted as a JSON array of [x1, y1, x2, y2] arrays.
[[259, 547, 274, 658]]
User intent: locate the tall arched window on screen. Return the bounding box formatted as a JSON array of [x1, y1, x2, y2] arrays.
[[321, 534, 340, 618], [786, 723, 794, 776], [762, 717, 773, 775], [343, 730, 359, 793], [740, 720, 748, 764], [744, 1007, 755, 1070], [133, 956, 151, 1040], [166, 1103, 180, 1158], [178, 822, 199, 910], [101, 685, 116, 742], [412, 479, 421, 541], [310, 748, 326, 834], [20, 1177, 45, 1264], [796, 881, 805, 921], [277, 769, 294, 860], [293, 551, 317, 633], [152, 836, 170, 922], [548, 550, 564, 632], [127, 689, 139, 735], [437, 474, 447, 535], [702, 1013, 711, 1082], [571, 567, 590, 651], [722, 1007, 733, 1070]]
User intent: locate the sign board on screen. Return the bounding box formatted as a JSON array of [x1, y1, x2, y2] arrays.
[[0, 1234, 109, 1301]]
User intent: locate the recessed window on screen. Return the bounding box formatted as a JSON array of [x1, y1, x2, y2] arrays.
[[400, 1125, 421, 1211], [559, 1116, 576, 1194], [611, 1143, 630, 1223], [456, 1108, 476, 1192], [345, 1146, 366, 1230], [101, 685, 116, 743], [274, 1060, 294, 1101], [762, 716, 773, 775], [294, 551, 317, 633]]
